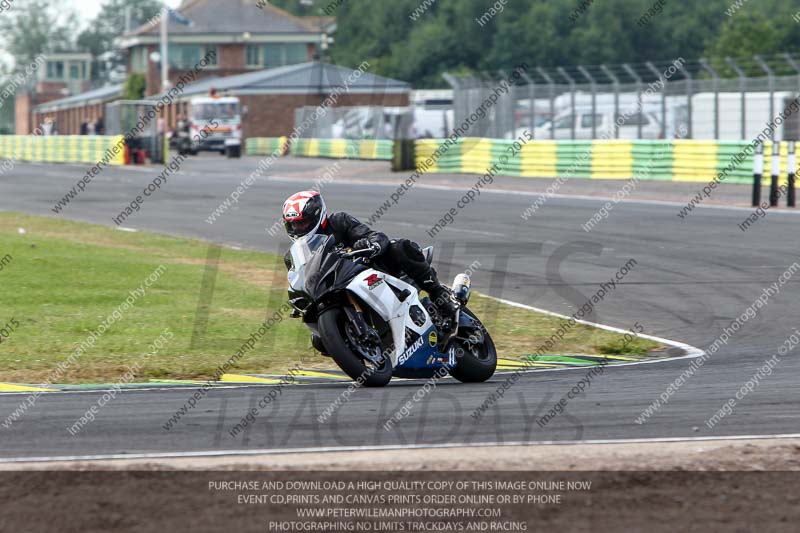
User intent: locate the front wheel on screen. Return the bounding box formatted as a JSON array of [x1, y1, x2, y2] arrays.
[[448, 308, 497, 383], [318, 307, 393, 387]]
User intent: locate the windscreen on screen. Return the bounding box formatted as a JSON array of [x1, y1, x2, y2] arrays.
[[192, 103, 239, 121]]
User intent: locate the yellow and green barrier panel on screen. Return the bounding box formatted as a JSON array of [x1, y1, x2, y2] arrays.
[[246, 137, 393, 160], [246, 136, 289, 157], [0, 135, 126, 165], [411, 138, 780, 183]]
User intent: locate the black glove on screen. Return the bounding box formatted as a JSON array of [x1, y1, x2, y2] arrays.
[[353, 238, 385, 259]]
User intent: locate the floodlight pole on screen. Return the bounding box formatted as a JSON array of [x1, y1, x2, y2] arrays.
[[160, 6, 171, 91]]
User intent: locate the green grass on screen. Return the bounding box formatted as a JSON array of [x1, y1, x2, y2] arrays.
[[0, 212, 660, 383]]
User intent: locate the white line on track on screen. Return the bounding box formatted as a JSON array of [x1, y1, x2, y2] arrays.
[[2, 433, 799, 464], [482, 293, 706, 365]]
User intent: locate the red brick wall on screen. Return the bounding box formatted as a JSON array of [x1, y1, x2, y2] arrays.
[[239, 92, 410, 138], [141, 43, 321, 95], [143, 43, 250, 96]]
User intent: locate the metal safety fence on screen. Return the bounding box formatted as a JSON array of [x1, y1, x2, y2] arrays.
[[444, 55, 800, 142]]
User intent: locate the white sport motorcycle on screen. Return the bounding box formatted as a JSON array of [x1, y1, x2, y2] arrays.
[[286, 234, 497, 387]]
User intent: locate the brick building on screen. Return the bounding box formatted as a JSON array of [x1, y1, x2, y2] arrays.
[[28, 0, 409, 139], [118, 0, 335, 96], [31, 61, 409, 138], [167, 61, 410, 138], [15, 52, 93, 134]]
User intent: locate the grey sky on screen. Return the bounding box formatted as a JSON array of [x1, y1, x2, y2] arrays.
[[70, 0, 182, 29]]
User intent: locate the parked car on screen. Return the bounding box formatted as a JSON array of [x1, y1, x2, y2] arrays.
[[532, 108, 663, 140]]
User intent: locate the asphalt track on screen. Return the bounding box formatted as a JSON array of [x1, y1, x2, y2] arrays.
[[1, 154, 798, 459]]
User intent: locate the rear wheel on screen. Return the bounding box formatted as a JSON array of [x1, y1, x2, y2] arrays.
[[318, 307, 393, 387], [448, 308, 497, 383]]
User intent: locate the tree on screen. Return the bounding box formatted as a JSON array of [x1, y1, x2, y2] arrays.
[[703, 12, 783, 76], [77, 0, 163, 58], [122, 73, 146, 100], [0, 0, 78, 70]]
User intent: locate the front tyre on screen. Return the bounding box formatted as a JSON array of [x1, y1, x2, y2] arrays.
[[318, 308, 393, 387], [448, 308, 497, 383]]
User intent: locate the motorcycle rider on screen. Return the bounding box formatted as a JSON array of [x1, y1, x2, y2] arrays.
[[281, 190, 459, 321]]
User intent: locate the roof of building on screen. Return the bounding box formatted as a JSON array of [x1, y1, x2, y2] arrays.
[[167, 61, 409, 97], [31, 62, 408, 114], [34, 84, 124, 113], [125, 0, 327, 37]]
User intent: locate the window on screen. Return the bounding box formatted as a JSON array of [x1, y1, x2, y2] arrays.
[[246, 45, 261, 67], [69, 63, 82, 80], [616, 112, 651, 127], [554, 115, 575, 129], [580, 114, 602, 129], [46, 61, 64, 80], [131, 47, 147, 73], [246, 43, 308, 68], [168, 44, 218, 69]]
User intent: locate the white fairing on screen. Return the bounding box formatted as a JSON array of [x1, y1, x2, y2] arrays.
[[346, 269, 433, 366]]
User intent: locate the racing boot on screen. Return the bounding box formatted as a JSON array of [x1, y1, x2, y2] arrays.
[[425, 281, 459, 324]]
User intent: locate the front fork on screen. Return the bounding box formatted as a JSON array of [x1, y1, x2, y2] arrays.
[[344, 293, 383, 359]]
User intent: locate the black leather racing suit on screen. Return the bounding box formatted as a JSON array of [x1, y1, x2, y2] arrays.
[[315, 212, 444, 295]]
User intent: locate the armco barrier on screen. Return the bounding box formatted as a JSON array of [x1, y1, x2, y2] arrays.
[[245, 137, 393, 160], [413, 138, 789, 184], [0, 135, 126, 165]]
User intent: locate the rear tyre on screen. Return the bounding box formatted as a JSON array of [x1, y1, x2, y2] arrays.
[[318, 307, 393, 387], [448, 308, 497, 383]]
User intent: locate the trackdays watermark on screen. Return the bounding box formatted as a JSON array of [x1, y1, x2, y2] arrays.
[[536, 322, 644, 428], [383, 366, 450, 431], [472, 258, 638, 421], [66, 329, 173, 436], [228, 365, 302, 438]]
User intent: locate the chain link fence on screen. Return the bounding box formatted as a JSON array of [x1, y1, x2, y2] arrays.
[[445, 58, 800, 142]]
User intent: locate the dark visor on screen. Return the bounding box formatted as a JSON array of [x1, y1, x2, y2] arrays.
[[285, 217, 315, 236]]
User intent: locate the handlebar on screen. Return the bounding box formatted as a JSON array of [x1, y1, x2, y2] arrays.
[[340, 244, 380, 259]]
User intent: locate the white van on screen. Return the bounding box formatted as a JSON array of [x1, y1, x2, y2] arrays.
[[532, 108, 663, 140], [188, 96, 242, 157]]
